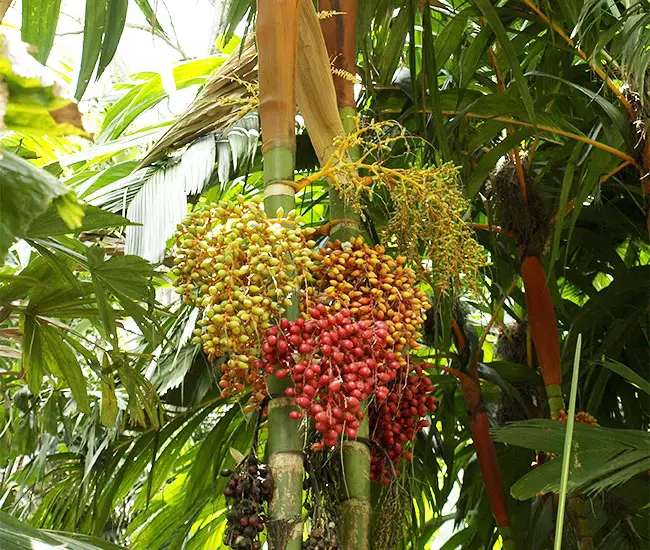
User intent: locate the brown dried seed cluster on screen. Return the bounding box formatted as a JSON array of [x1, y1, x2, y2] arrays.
[[312, 236, 430, 362], [221, 458, 273, 550]]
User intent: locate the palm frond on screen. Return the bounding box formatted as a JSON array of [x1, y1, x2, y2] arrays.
[[140, 37, 258, 167], [125, 136, 215, 261]]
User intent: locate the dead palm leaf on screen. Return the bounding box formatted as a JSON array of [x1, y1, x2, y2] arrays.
[[140, 37, 258, 167]]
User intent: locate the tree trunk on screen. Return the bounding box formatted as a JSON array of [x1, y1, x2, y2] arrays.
[[319, 3, 371, 549], [257, 1, 303, 548], [453, 355, 514, 549], [520, 254, 564, 418]]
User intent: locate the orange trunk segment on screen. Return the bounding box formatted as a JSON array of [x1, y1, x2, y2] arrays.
[[471, 412, 511, 528], [521, 255, 562, 386], [456, 371, 512, 532], [319, 0, 357, 108], [257, 0, 301, 153]]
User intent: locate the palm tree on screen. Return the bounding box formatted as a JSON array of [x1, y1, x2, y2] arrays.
[[0, 0, 648, 548]]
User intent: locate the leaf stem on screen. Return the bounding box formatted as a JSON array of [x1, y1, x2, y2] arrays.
[[554, 333, 582, 550]]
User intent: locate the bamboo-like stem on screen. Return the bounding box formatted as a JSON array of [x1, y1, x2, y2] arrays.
[[258, 1, 303, 548], [318, 3, 370, 549], [554, 335, 582, 550]]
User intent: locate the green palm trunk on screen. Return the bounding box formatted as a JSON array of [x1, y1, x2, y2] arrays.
[[320, 5, 371, 545], [330, 108, 371, 550], [257, 0, 303, 548]]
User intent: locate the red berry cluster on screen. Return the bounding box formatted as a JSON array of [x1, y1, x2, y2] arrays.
[[369, 365, 436, 484], [261, 305, 399, 448]]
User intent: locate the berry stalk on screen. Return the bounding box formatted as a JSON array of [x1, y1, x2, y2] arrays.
[[449, 312, 515, 548]]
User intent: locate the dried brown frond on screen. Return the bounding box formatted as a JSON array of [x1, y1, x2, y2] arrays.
[[140, 36, 258, 167]]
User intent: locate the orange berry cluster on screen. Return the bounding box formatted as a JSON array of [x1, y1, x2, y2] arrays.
[[553, 409, 598, 425], [313, 237, 430, 361], [299, 237, 436, 480]]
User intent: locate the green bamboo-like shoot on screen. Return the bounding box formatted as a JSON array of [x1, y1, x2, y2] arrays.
[[257, 0, 303, 548]]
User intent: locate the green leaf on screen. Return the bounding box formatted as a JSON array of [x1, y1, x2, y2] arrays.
[[51, 192, 85, 230], [493, 420, 650, 497], [485, 361, 542, 385], [26, 204, 133, 238], [492, 419, 650, 455], [598, 358, 650, 396], [96, 0, 129, 80], [84, 247, 117, 345], [473, 0, 537, 128], [39, 323, 91, 414], [434, 9, 469, 69], [0, 510, 126, 549], [510, 448, 650, 500], [89, 254, 153, 301], [21, 0, 62, 64], [186, 403, 241, 504], [229, 447, 245, 464], [134, 0, 170, 40], [466, 128, 534, 198], [99, 57, 224, 141], [100, 379, 118, 427], [75, 0, 109, 100], [0, 150, 74, 263], [548, 141, 582, 278], [378, 8, 410, 84], [21, 314, 43, 393]]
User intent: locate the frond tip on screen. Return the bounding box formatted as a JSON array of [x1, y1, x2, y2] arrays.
[[125, 136, 216, 262]]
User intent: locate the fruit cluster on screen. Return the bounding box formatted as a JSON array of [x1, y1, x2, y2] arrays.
[[222, 457, 273, 550], [314, 237, 430, 359], [172, 196, 318, 403], [261, 306, 396, 448], [302, 527, 339, 550], [369, 364, 436, 484], [553, 409, 598, 426]]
